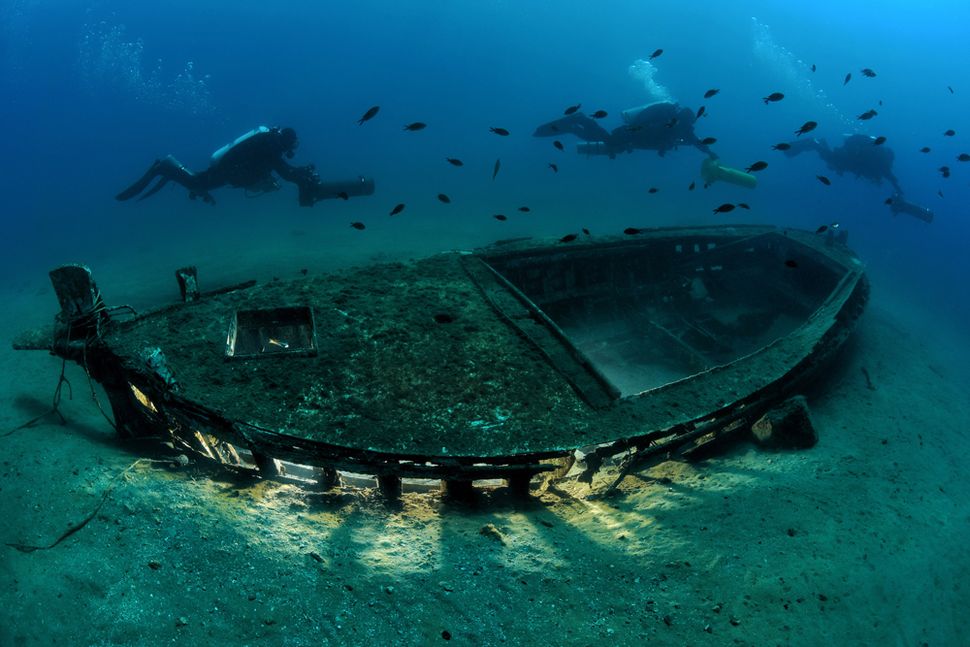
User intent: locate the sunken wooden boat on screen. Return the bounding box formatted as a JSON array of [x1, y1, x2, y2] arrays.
[[14, 225, 868, 497]]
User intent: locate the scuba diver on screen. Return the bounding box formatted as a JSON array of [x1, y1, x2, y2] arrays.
[[782, 134, 933, 223], [116, 126, 374, 207], [534, 101, 757, 189], [534, 101, 716, 159]]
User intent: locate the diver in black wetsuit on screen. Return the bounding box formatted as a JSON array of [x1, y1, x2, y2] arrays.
[[116, 126, 374, 206], [533, 101, 716, 159], [783, 134, 933, 222]]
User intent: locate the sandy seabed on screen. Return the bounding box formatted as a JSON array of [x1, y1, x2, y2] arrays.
[[1, 229, 968, 647]]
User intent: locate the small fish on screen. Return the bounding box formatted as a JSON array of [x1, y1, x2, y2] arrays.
[[337, 191, 349, 200], [492, 158, 501, 180], [811, 64, 817, 72], [357, 105, 380, 125], [920, 147, 931, 153], [958, 153, 970, 162], [267, 338, 289, 349], [648, 187, 658, 194], [591, 110, 608, 119], [493, 214, 507, 221], [816, 225, 828, 234], [564, 103, 581, 115], [843, 73, 852, 85], [437, 193, 451, 203], [713, 203, 735, 214], [873, 136, 886, 145], [403, 122, 426, 131], [857, 109, 878, 120], [548, 163, 558, 173], [948, 85, 954, 94], [553, 140, 564, 151], [518, 206, 531, 212], [489, 127, 510, 136], [762, 92, 785, 104], [704, 88, 720, 99], [884, 197, 893, 205], [623, 227, 642, 235], [696, 106, 706, 119], [446, 158, 464, 166], [737, 202, 750, 210], [700, 137, 717, 145], [745, 161, 768, 173], [944, 129, 956, 136], [559, 233, 577, 243], [795, 121, 818, 136], [649, 48, 663, 59], [938, 190, 944, 198], [939, 166, 950, 178], [665, 117, 679, 128], [772, 142, 792, 151], [389, 203, 405, 216], [784, 259, 799, 268], [817, 175, 831, 185], [688, 181, 696, 191], [300, 268, 308, 276], [582, 228, 591, 236], [350, 222, 366, 230], [861, 68, 876, 78]]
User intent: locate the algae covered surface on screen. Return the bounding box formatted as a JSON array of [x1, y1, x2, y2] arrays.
[[99, 235, 864, 461], [103, 253, 594, 457]]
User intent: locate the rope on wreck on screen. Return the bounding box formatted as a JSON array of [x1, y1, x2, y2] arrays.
[[4, 458, 154, 553], [1, 357, 73, 438], [81, 339, 119, 432], [2, 292, 131, 438], [77, 292, 136, 433]]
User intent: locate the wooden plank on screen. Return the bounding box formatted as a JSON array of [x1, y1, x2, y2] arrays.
[[462, 256, 620, 408]]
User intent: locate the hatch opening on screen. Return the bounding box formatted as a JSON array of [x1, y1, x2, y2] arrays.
[[225, 306, 318, 359]]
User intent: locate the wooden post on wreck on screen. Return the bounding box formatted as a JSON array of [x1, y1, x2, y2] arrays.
[[175, 266, 200, 302], [314, 467, 340, 491], [377, 474, 402, 501], [506, 472, 533, 498], [252, 452, 281, 478], [441, 479, 476, 501]]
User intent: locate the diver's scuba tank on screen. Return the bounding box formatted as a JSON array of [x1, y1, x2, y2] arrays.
[[700, 158, 757, 189], [620, 105, 649, 124], [211, 126, 270, 164], [620, 101, 674, 125]]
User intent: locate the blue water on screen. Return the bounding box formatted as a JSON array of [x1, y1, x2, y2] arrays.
[[2, 0, 969, 323]]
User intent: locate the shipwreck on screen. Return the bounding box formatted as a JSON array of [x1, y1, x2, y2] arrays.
[[13, 225, 868, 499]]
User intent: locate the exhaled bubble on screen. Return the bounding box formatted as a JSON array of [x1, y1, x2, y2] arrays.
[[627, 58, 674, 104], [750, 17, 851, 129], [77, 19, 215, 115]]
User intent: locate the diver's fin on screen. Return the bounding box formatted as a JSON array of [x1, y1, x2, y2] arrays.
[[780, 138, 823, 158], [115, 160, 162, 201], [533, 113, 611, 142], [138, 177, 170, 201]]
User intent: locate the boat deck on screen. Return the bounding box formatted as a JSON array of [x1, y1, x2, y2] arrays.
[[96, 225, 867, 464]]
